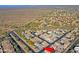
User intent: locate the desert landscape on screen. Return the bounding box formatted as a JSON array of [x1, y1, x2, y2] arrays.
[[0, 8, 51, 35], [0, 6, 79, 53]]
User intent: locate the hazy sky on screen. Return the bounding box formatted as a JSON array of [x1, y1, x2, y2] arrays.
[[0, 5, 36, 9], [0, 5, 79, 9]]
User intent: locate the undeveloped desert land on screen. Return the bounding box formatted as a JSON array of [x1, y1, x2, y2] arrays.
[[0, 8, 51, 35], [0, 8, 79, 35]]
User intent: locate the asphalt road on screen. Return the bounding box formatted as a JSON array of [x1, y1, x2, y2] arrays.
[[38, 30, 72, 53], [9, 30, 72, 53], [9, 31, 35, 53]]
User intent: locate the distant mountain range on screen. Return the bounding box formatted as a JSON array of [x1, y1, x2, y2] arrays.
[[0, 5, 79, 9]]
